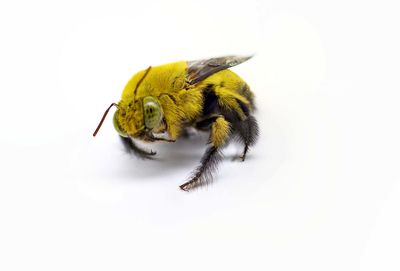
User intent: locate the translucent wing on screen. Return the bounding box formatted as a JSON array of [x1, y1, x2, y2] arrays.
[[187, 55, 252, 85]]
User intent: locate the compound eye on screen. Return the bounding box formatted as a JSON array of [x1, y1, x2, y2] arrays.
[[143, 96, 162, 129], [113, 110, 128, 137]]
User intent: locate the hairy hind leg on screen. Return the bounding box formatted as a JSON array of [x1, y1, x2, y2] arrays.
[[180, 116, 231, 191], [233, 115, 259, 161]]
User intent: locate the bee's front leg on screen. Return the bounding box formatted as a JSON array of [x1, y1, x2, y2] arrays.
[[146, 132, 176, 143], [180, 116, 231, 191], [119, 136, 157, 159]]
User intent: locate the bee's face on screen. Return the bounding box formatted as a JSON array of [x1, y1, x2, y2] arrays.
[[112, 109, 129, 138], [113, 96, 163, 139]]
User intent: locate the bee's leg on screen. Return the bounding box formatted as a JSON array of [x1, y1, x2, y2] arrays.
[[119, 136, 156, 159], [180, 116, 231, 191], [146, 133, 176, 142], [150, 137, 176, 142], [233, 115, 259, 161]]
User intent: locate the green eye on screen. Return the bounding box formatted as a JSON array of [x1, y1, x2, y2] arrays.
[[143, 96, 162, 129], [113, 110, 128, 137]]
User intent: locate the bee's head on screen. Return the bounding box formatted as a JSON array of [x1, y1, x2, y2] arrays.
[[113, 96, 163, 138], [93, 96, 163, 139], [93, 66, 162, 139]]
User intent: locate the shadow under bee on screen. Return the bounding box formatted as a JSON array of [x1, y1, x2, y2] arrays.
[[115, 132, 209, 180]]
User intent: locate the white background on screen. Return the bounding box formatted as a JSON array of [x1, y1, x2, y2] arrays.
[[0, 0, 399, 270]]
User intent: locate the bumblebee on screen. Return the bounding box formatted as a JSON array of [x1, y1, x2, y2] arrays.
[[93, 56, 259, 191]]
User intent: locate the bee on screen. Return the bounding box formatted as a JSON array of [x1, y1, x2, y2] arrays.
[[93, 55, 259, 191]]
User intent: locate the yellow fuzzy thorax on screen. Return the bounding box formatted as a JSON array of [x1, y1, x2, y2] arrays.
[[121, 61, 188, 101]]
